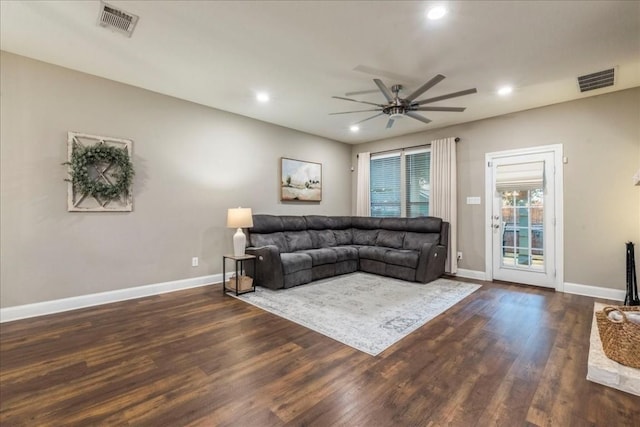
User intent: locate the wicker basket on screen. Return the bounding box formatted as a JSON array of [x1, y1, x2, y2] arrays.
[[595, 306, 640, 369], [226, 274, 254, 292]]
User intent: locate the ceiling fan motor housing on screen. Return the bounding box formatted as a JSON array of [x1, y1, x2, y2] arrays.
[[386, 105, 406, 119]]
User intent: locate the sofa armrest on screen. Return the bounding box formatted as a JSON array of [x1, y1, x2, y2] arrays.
[[416, 242, 447, 284], [245, 245, 284, 290]]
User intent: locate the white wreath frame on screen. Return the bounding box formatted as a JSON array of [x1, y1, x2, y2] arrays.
[[67, 132, 133, 212]]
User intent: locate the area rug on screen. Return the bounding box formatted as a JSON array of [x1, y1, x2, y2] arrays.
[[234, 272, 481, 356]]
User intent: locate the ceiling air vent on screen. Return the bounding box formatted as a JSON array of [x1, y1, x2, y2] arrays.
[[577, 68, 615, 93], [98, 1, 139, 37]]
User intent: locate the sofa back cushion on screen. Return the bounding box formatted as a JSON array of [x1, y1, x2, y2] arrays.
[[305, 215, 336, 230], [403, 232, 441, 250], [376, 230, 405, 249], [309, 229, 337, 248], [286, 231, 313, 251], [380, 218, 408, 231], [280, 215, 307, 231], [405, 216, 442, 233], [352, 216, 382, 230], [332, 216, 353, 230], [251, 215, 284, 233], [333, 229, 353, 245], [250, 232, 290, 252], [353, 229, 379, 245]]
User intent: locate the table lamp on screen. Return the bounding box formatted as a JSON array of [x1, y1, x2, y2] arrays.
[[227, 207, 253, 256]]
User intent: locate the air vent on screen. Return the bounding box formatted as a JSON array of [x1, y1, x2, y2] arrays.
[[577, 68, 615, 93], [98, 1, 138, 37]]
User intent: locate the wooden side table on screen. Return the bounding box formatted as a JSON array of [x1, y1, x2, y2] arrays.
[[222, 254, 256, 296]]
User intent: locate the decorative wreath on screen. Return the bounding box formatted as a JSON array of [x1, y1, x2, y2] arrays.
[[65, 143, 135, 201]]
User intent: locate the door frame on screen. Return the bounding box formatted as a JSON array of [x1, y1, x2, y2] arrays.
[[484, 144, 564, 291]]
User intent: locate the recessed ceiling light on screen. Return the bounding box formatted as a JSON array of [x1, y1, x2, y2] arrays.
[[427, 6, 447, 20], [497, 86, 513, 96], [350, 125, 360, 132], [256, 92, 270, 103]]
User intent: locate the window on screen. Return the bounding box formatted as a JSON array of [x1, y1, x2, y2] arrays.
[[370, 153, 401, 217], [370, 148, 430, 218], [405, 149, 430, 217]]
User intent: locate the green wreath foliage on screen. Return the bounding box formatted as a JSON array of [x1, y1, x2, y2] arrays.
[[65, 143, 135, 201]]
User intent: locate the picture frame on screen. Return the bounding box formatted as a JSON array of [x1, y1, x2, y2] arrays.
[[280, 157, 322, 202]]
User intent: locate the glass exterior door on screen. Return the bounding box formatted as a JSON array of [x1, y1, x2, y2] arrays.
[[490, 152, 556, 288]]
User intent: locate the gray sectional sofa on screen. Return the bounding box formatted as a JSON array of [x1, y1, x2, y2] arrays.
[[245, 215, 449, 289]]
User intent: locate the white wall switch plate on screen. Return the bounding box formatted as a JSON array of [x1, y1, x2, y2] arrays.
[[192, 257, 199, 267]]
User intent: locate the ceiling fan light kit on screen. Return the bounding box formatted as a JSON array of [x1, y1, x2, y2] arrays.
[[331, 75, 477, 129]]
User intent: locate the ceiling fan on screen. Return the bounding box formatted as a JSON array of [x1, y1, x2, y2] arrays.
[[330, 75, 477, 129]]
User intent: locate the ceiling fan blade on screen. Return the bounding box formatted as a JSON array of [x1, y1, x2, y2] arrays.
[[412, 106, 466, 112], [373, 79, 394, 102], [386, 118, 395, 129], [404, 74, 446, 102], [354, 113, 385, 125], [345, 89, 380, 97], [329, 109, 381, 115], [416, 88, 478, 105], [405, 111, 432, 124], [332, 96, 384, 107]]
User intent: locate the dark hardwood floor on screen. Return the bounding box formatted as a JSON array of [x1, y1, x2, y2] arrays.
[[1, 277, 639, 426]]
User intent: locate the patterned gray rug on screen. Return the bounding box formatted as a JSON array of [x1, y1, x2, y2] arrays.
[[235, 272, 481, 356]]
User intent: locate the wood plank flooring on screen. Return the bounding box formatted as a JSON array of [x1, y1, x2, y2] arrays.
[[1, 278, 639, 426]]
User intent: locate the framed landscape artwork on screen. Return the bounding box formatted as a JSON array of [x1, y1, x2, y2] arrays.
[[280, 157, 322, 202]]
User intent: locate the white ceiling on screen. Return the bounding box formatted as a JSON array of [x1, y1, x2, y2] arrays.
[[1, 1, 639, 144]]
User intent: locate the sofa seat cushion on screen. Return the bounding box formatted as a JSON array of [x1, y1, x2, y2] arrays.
[[358, 246, 389, 262], [280, 252, 312, 274], [296, 248, 337, 266], [330, 246, 359, 262], [384, 249, 419, 268]]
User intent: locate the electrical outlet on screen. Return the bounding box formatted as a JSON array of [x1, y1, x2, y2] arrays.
[[191, 257, 199, 267], [457, 252, 463, 260]]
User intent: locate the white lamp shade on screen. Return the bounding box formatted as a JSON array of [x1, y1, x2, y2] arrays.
[[227, 207, 253, 229]]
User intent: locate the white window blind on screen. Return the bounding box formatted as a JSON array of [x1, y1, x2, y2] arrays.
[[496, 161, 544, 191], [405, 149, 430, 217], [370, 152, 401, 217], [370, 148, 431, 218]]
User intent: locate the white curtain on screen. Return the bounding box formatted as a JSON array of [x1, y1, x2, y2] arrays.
[[356, 152, 371, 216], [430, 138, 457, 274]]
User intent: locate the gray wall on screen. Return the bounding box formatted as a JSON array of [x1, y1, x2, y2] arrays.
[[0, 52, 352, 307], [352, 88, 640, 291]]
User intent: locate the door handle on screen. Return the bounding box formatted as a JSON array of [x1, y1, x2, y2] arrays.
[[492, 224, 500, 229]]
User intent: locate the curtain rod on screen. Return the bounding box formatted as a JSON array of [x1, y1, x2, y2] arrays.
[[357, 137, 460, 158]]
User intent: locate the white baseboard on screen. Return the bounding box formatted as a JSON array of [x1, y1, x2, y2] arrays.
[[0, 273, 231, 323], [454, 268, 486, 281], [1, 272, 627, 323], [453, 270, 625, 302], [563, 282, 625, 302]]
